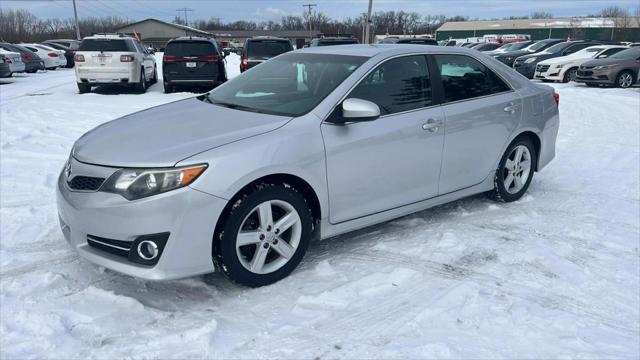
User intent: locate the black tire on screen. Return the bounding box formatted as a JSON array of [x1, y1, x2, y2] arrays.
[[214, 183, 313, 287], [563, 67, 578, 83], [488, 137, 537, 203], [135, 68, 147, 93], [163, 82, 173, 93], [615, 70, 635, 89], [77, 83, 91, 94], [151, 66, 158, 85]]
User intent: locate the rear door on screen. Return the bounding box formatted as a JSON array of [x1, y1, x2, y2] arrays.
[[163, 40, 220, 80], [433, 53, 522, 194]]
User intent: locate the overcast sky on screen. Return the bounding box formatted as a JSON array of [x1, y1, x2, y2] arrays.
[[1, 0, 638, 22]]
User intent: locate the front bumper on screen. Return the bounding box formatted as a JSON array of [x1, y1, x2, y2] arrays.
[[56, 158, 227, 280], [534, 65, 563, 81], [514, 62, 536, 79], [575, 68, 614, 84]]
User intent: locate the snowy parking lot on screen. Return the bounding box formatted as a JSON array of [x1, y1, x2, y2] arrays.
[[1, 55, 639, 359]]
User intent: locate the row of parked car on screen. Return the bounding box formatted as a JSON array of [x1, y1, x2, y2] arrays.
[[486, 39, 640, 88], [0, 39, 79, 77]]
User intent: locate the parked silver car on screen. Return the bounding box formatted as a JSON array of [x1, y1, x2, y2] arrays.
[[57, 45, 559, 286]]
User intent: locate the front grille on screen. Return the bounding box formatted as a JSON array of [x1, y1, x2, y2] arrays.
[[68, 176, 105, 191], [87, 235, 132, 258], [536, 64, 550, 73], [578, 70, 593, 77]]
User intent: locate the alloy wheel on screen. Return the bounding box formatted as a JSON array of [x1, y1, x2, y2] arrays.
[[502, 145, 532, 194], [619, 73, 633, 88], [235, 200, 302, 274]]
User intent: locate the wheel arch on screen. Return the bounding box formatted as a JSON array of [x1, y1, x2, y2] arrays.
[[211, 173, 322, 257], [618, 68, 638, 80], [511, 131, 542, 171]]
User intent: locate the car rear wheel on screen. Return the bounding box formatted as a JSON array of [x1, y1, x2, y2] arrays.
[[77, 83, 91, 94], [563, 67, 578, 83], [616, 71, 635, 88], [135, 68, 147, 94], [214, 183, 313, 287], [488, 137, 536, 203]]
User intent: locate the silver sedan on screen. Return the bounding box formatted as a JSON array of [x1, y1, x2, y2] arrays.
[[57, 45, 559, 286]]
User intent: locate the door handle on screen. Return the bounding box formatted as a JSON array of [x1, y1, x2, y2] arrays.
[[504, 102, 518, 114], [422, 119, 443, 132]]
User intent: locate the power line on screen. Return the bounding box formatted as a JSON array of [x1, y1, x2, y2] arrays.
[[302, 3, 317, 35], [176, 7, 195, 27]]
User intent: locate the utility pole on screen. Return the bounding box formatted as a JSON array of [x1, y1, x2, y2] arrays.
[[364, 0, 373, 44], [302, 3, 317, 39], [176, 8, 195, 27], [72, 0, 81, 40]]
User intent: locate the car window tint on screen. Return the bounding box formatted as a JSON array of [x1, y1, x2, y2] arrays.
[[165, 41, 216, 57], [600, 48, 624, 57], [79, 39, 132, 52], [247, 41, 292, 58], [435, 54, 510, 103], [347, 55, 432, 115]]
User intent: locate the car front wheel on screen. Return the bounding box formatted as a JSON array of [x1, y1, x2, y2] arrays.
[[488, 137, 536, 202], [77, 83, 91, 94], [616, 71, 635, 89], [563, 67, 578, 83], [214, 183, 313, 287]]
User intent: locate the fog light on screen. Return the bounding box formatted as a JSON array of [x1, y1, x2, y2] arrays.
[[137, 240, 158, 260]]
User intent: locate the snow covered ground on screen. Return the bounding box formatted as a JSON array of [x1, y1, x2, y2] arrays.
[[1, 53, 639, 359]]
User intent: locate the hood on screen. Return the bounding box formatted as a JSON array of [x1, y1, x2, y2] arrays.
[[539, 52, 591, 66], [496, 49, 531, 58], [73, 97, 292, 167]]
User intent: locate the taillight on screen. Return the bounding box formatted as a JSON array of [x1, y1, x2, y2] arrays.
[[553, 91, 560, 106], [163, 54, 177, 62], [241, 57, 248, 70], [74, 54, 85, 62], [202, 55, 220, 62], [120, 55, 135, 62], [2, 56, 11, 64], [48, 52, 58, 57], [21, 54, 32, 61]]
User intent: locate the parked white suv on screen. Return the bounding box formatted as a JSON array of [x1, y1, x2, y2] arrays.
[[74, 34, 157, 94]]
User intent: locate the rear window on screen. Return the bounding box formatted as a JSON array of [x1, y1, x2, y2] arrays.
[[79, 39, 133, 52], [165, 41, 217, 57], [247, 40, 292, 58]]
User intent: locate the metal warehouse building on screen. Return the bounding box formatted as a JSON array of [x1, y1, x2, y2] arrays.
[[116, 18, 320, 49], [435, 17, 640, 42]]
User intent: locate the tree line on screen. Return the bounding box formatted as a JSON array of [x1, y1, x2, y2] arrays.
[[1, 6, 638, 44]]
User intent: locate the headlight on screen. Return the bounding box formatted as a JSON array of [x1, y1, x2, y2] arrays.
[[102, 164, 207, 200], [556, 64, 564, 69], [594, 65, 612, 70], [524, 57, 537, 64]]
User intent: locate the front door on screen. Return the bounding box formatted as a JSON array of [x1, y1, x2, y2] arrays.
[[321, 55, 445, 223]]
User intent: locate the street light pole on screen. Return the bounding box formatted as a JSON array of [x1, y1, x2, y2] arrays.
[[72, 0, 81, 40], [364, 0, 373, 44]]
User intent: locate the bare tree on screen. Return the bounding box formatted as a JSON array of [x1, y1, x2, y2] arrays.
[[531, 11, 554, 19]]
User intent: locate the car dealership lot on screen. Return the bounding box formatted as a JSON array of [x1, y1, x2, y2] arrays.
[[1, 57, 639, 358]]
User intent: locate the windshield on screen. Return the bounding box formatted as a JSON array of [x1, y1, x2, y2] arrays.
[[165, 41, 216, 57], [610, 47, 640, 59], [545, 42, 572, 53], [247, 40, 292, 58], [79, 39, 133, 52], [206, 53, 367, 117], [528, 40, 556, 52]]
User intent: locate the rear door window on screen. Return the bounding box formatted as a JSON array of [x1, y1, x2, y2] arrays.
[[348, 55, 432, 115], [435, 54, 511, 103], [165, 41, 217, 57], [247, 41, 292, 58], [79, 39, 133, 52]]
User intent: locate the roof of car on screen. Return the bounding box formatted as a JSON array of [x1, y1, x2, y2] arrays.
[[83, 34, 134, 40], [169, 36, 214, 42], [297, 44, 480, 57], [248, 36, 289, 41]]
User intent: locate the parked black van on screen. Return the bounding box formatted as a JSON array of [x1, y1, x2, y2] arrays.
[[162, 37, 227, 93], [240, 37, 293, 72]]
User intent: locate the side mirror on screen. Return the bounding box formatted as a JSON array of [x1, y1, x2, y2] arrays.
[[342, 98, 380, 121]]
